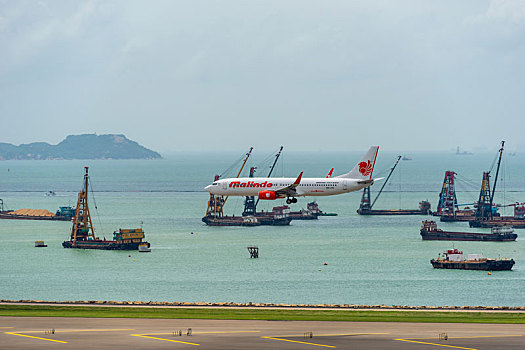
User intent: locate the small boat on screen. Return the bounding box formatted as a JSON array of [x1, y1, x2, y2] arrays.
[[45, 191, 56, 197], [431, 249, 514, 271], [138, 243, 151, 252]]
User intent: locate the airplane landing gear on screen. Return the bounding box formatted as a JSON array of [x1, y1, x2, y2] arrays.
[[286, 197, 298, 204]]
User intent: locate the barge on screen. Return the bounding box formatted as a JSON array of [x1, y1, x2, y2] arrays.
[[359, 200, 432, 215], [0, 201, 75, 221], [62, 167, 150, 250], [203, 205, 291, 226], [431, 249, 514, 271], [469, 217, 525, 229], [202, 215, 261, 226], [420, 220, 517, 241]]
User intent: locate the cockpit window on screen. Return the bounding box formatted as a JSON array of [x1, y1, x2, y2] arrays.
[[212, 182, 218, 185]]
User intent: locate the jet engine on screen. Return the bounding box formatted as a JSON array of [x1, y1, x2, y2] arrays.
[[258, 190, 276, 200]]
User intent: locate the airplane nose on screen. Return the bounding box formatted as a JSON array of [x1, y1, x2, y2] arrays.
[[205, 185, 212, 193]]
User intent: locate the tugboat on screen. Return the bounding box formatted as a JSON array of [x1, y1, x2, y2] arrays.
[[431, 249, 514, 271], [420, 220, 517, 241], [62, 167, 150, 250]]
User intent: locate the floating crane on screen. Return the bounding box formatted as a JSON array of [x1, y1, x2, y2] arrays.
[[469, 141, 525, 228], [204, 147, 253, 219], [357, 156, 432, 215]]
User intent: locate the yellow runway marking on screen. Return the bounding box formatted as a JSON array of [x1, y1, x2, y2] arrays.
[[410, 334, 523, 340], [0, 327, 14, 329], [276, 332, 390, 337], [22, 328, 135, 333], [396, 339, 477, 349], [5, 332, 67, 344], [132, 334, 200, 345], [142, 330, 260, 335], [262, 336, 336, 348], [396, 334, 523, 349]]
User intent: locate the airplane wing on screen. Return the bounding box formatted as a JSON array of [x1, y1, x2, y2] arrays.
[[274, 172, 303, 197]]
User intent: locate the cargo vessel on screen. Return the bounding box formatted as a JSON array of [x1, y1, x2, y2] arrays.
[[203, 205, 292, 226], [62, 167, 150, 250], [431, 249, 514, 271], [202, 215, 261, 226], [0, 200, 75, 221], [420, 220, 517, 241], [469, 217, 525, 229]]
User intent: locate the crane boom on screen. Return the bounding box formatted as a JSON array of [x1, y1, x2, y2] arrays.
[[370, 155, 401, 209], [223, 147, 253, 207], [489, 141, 504, 219]]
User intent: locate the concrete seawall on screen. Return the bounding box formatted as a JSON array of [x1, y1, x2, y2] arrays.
[[1, 299, 524, 312]]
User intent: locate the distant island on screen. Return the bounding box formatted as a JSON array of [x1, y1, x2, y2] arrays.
[[0, 134, 162, 160]]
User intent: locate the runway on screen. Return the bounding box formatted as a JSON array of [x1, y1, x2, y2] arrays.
[[1, 316, 523, 349]]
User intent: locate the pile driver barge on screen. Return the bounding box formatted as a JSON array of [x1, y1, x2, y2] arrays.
[[62, 167, 150, 250]]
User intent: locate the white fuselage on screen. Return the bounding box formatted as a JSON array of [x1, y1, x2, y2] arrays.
[[205, 177, 370, 197]]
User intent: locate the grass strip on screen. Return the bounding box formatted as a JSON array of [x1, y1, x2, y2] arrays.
[[0, 305, 524, 324]]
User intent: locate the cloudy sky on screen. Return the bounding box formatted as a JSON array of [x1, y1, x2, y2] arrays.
[[1, 0, 524, 153]]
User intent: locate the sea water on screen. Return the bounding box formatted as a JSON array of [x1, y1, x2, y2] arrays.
[[0, 151, 524, 306]]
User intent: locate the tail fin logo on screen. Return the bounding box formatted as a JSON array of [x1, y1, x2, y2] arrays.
[[358, 160, 373, 176]]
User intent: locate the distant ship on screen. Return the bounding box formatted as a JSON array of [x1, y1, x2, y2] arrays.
[[456, 146, 473, 155]]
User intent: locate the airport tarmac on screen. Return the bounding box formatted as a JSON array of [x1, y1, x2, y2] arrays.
[[1, 316, 524, 349]]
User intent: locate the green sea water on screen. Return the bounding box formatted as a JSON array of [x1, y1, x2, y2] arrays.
[[0, 151, 524, 306]]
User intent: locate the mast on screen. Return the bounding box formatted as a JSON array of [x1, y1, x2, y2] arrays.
[[370, 155, 401, 209], [489, 141, 505, 219], [70, 167, 96, 244]]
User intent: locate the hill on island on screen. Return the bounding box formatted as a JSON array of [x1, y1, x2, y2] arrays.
[[0, 134, 162, 160]]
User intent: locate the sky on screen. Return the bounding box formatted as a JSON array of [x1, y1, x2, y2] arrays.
[[1, 0, 524, 153]]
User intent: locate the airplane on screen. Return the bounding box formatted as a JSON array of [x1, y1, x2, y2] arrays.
[[205, 146, 380, 204]]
